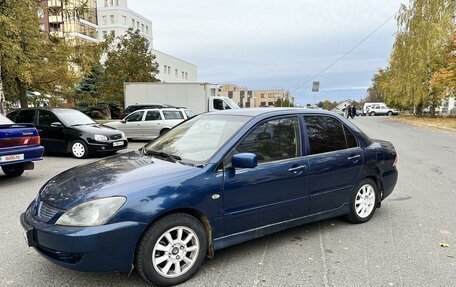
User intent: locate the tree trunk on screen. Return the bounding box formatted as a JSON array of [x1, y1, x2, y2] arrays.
[[16, 78, 28, 108]]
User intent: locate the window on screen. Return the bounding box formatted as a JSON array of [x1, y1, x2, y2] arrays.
[[137, 21, 140, 29], [260, 93, 265, 98], [122, 16, 126, 25], [163, 65, 167, 73], [185, 72, 188, 79], [132, 19, 135, 27], [304, 115, 351, 155], [344, 126, 357, 148], [163, 110, 184, 120], [228, 91, 233, 99], [110, 0, 113, 6], [16, 110, 35, 124], [104, 0, 108, 7], [102, 16, 107, 24], [38, 110, 60, 127], [141, 23, 144, 32], [125, 111, 144, 122], [115, 0, 119, 5], [145, 111, 161, 121], [182, 71, 185, 78], [167, 66, 170, 74], [146, 26, 149, 34], [110, 15, 114, 24], [184, 110, 195, 118], [175, 69, 178, 77], [236, 117, 300, 164]]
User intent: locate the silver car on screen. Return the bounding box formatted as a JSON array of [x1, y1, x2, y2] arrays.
[[105, 108, 194, 140]]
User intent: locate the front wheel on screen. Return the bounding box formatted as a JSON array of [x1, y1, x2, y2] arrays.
[[387, 111, 393, 116], [345, 179, 378, 224], [70, 140, 89, 159], [2, 164, 25, 177], [370, 111, 376, 116], [136, 213, 207, 286]]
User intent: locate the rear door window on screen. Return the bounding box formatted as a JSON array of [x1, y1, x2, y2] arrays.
[[304, 115, 350, 155], [163, 110, 184, 120], [145, 111, 162, 121], [16, 110, 36, 124], [125, 111, 144, 122]]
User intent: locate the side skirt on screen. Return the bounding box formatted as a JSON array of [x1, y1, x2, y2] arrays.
[[213, 203, 349, 251]]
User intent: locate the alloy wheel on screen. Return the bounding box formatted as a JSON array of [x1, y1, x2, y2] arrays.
[[355, 184, 376, 218]]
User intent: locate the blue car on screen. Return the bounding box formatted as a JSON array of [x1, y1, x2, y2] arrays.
[[21, 108, 398, 286], [0, 113, 44, 177]]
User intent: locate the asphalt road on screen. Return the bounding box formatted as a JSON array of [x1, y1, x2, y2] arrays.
[[0, 117, 455, 287]]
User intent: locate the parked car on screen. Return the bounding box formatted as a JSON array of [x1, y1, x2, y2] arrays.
[[0, 113, 44, 177], [362, 102, 384, 115], [7, 108, 128, 159], [366, 103, 399, 116], [105, 108, 195, 140], [120, 104, 177, 119], [20, 108, 398, 286]]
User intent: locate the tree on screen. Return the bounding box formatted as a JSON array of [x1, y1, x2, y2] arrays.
[[0, 0, 104, 108], [430, 32, 456, 97], [100, 29, 160, 104], [369, 0, 456, 115]]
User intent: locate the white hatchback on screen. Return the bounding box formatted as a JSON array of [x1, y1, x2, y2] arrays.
[[105, 108, 194, 140]]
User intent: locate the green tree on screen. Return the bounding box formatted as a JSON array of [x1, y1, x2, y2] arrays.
[[371, 0, 456, 115], [100, 29, 160, 104], [0, 0, 104, 108]]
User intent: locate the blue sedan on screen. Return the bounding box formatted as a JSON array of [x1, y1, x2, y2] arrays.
[[21, 108, 398, 286], [0, 113, 44, 177]]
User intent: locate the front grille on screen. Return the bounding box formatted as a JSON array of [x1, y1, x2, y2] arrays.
[[37, 202, 62, 222], [110, 134, 122, 140]]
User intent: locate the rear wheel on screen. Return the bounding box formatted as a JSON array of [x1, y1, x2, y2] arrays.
[[345, 179, 378, 224], [136, 213, 207, 287], [370, 111, 376, 116], [2, 164, 25, 177], [160, 128, 170, 136], [387, 111, 393, 116], [70, 140, 89, 159]]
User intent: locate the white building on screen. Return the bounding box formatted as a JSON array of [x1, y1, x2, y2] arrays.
[[96, 0, 198, 83]]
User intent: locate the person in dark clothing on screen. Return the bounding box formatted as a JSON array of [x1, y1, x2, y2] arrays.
[[351, 105, 356, 118], [346, 105, 355, 119]]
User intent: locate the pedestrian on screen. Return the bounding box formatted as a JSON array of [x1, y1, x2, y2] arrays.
[[351, 105, 356, 118]]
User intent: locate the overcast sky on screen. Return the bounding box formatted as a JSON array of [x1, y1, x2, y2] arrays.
[[129, 0, 405, 105]]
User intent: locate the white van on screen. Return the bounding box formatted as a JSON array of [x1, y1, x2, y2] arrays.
[[363, 102, 383, 115]]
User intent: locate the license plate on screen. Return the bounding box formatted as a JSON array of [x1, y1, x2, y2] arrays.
[[0, 154, 24, 163], [113, 141, 124, 147]]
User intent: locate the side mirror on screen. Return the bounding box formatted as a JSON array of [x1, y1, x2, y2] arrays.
[[232, 153, 257, 169], [50, 122, 63, 128], [120, 119, 126, 123]]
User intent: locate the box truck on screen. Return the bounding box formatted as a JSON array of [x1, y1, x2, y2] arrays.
[[124, 82, 239, 115]]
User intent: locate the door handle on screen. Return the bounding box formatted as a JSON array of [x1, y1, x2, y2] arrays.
[[288, 165, 307, 172], [348, 155, 361, 161]]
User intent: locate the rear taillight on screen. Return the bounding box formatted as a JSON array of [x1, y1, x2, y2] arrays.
[[392, 155, 398, 167], [0, 136, 40, 148]]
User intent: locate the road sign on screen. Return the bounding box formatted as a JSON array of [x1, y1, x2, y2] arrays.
[[312, 81, 320, 92]]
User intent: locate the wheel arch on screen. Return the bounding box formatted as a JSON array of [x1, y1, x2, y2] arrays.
[[135, 208, 215, 261]]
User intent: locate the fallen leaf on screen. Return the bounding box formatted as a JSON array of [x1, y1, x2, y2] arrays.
[[447, 255, 454, 258], [439, 242, 450, 248]]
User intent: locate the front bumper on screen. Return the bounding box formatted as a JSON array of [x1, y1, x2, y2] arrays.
[[20, 206, 146, 272], [87, 139, 128, 154]]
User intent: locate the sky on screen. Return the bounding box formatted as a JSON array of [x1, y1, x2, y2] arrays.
[[128, 0, 406, 106]]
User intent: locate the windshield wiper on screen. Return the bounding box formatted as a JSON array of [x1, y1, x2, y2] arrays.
[[145, 150, 182, 163]]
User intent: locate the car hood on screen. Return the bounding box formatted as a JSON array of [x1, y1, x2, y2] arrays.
[[39, 150, 198, 209], [73, 123, 121, 136]]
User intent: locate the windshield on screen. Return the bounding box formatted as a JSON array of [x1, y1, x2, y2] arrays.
[[224, 98, 240, 109], [143, 114, 251, 166], [54, 110, 96, 126], [0, 113, 13, 124]]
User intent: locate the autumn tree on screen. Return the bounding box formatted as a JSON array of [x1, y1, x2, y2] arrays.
[[369, 0, 456, 115], [99, 29, 160, 104]]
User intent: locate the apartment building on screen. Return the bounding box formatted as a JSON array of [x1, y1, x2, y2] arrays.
[[96, 0, 197, 83], [219, 85, 294, 108], [39, 0, 98, 42]]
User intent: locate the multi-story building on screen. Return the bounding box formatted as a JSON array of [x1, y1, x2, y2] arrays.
[[39, 0, 98, 42], [218, 85, 294, 108], [96, 0, 197, 83]]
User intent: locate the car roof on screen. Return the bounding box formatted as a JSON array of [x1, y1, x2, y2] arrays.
[[10, 107, 75, 112], [206, 107, 337, 117]]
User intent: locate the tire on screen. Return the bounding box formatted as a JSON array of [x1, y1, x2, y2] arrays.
[[345, 178, 378, 224], [370, 112, 376, 116], [136, 213, 207, 287], [70, 140, 89, 159], [160, 128, 170, 136], [387, 111, 393, 116], [2, 164, 25, 177]]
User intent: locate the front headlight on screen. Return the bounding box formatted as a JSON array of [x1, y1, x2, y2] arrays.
[[56, 197, 126, 227], [94, 134, 108, 142]]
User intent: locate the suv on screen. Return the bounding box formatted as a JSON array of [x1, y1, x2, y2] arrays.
[[105, 108, 195, 140], [367, 104, 399, 116], [120, 104, 177, 119]]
